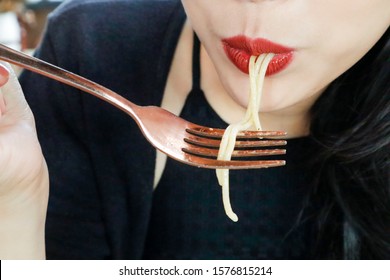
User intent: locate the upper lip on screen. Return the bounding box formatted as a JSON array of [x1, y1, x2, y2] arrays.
[[222, 35, 294, 55]]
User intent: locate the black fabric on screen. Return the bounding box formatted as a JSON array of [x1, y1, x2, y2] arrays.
[[19, 0, 315, 259], [192, 33, 201, 90]]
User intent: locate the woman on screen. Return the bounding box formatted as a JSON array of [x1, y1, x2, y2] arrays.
[[0, 0, 389, 259]]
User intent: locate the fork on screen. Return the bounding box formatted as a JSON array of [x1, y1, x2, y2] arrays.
[[0, 43, 287, 169]]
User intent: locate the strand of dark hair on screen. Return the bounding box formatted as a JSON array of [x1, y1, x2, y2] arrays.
[[303, 27, 390, 259]]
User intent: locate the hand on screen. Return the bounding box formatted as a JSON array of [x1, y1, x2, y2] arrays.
[[0, 63, 48, 207], [0, 63, 48, 259]]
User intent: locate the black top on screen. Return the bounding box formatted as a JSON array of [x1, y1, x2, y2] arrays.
[[20, 0, 315, 259]]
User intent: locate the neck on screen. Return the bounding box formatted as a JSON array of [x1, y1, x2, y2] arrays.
[[259, 108, 311, 139]]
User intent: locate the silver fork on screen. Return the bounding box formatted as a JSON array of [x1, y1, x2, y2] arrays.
[[0, 44, 287, 169]]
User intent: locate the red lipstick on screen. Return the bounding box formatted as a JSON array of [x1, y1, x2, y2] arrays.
[[222, 35, 294, 75]]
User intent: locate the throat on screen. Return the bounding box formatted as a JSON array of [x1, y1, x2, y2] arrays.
[[259, 111, 311, 139]]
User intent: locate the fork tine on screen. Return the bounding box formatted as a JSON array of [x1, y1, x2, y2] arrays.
[[183, 154, 286, 169], [182, 146, 286, 158], [186, 127, 287, 139], [182, 126, 287, 168], [184, 134, 287, 148]]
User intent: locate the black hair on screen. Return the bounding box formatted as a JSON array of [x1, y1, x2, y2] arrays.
[[305, 26, 390, 259]]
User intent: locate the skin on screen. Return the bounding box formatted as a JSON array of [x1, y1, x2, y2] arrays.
[[0, 64, 48, 259], [0, 65, 8, 116], [180, 0, 390, 137]]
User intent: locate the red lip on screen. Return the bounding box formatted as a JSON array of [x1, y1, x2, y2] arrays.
[[222, 35, 294, 75]]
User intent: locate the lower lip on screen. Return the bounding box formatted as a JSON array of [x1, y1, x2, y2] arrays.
[[223, 44, 294, 76]]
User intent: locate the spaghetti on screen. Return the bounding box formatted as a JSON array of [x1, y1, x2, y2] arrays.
[[216, 53, 275, 222]]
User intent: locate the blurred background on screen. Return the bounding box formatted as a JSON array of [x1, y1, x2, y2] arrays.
[[0, 0, 62, 72], [1, 0, 62, 51]]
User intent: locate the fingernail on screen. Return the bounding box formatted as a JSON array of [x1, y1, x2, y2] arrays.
[[0, 64, 10, 86]]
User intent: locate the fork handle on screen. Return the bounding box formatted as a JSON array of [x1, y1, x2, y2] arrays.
[[0, 43, 141, 119]]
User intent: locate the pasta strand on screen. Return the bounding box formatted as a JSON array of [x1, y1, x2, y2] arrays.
[[216, 53, 275, 222]]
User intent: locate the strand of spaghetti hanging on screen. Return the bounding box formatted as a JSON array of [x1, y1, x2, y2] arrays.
[[216, 53, 275, 222]]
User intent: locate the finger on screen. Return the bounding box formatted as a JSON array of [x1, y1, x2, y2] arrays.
[[0, 63, 9, 86], [0, 90, 5, 117], [0, 64, 9, 117], [0, 62, 33, 122]]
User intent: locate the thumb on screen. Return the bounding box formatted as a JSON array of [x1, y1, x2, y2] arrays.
[[0, 62, 34, 124], [0, 63, 9, 117]]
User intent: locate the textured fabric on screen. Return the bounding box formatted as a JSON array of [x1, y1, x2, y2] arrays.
[[20, 0, 315, 259]]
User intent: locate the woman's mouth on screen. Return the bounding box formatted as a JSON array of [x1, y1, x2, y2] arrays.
[[222, 35, 294, 76]]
